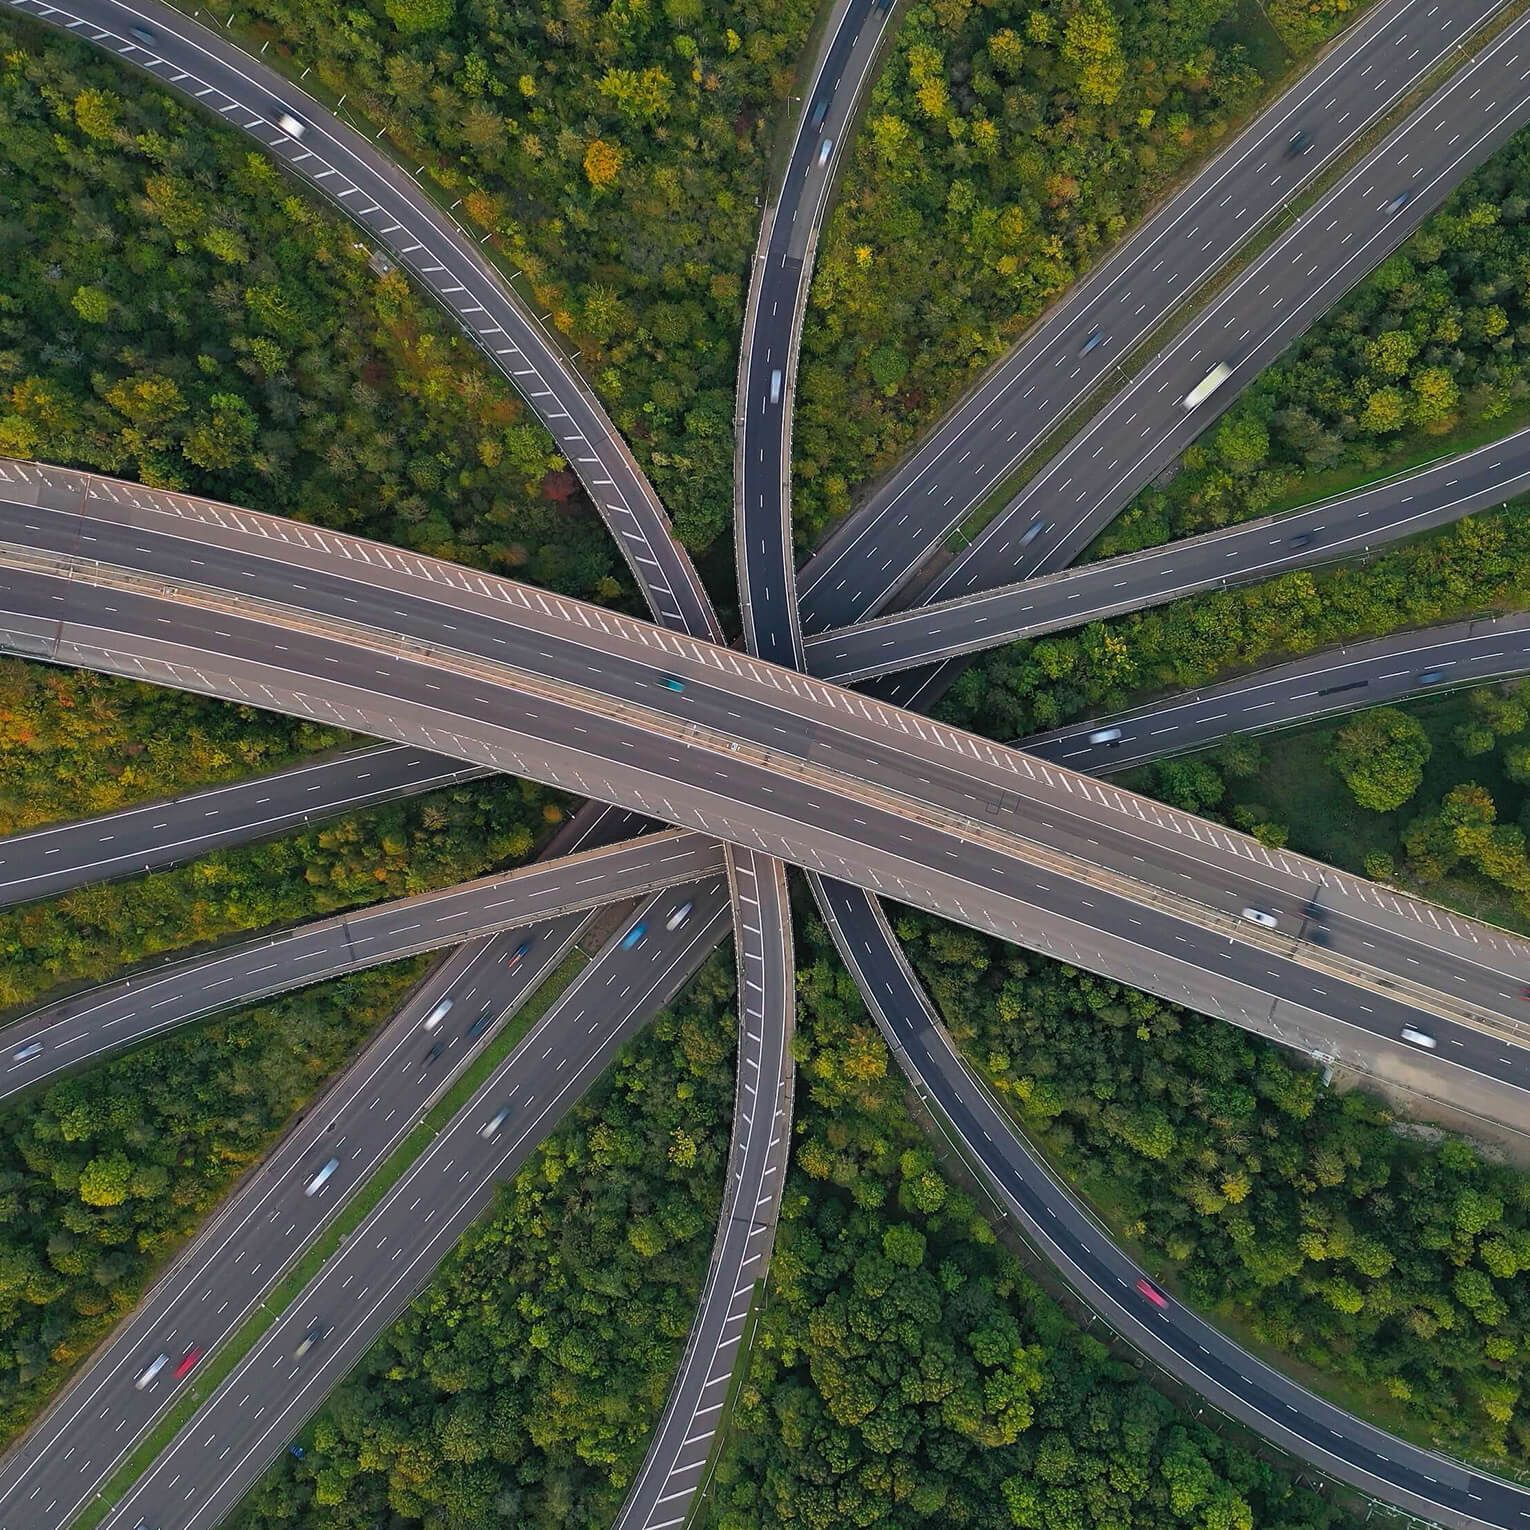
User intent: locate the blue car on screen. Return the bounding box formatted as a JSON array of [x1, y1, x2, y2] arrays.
[[659, 675, 686, 693], [621, 922, 648, 950]]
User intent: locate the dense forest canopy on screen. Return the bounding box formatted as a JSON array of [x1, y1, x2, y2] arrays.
[[197, 0, 815, 555], [0, 16, 628, 605]]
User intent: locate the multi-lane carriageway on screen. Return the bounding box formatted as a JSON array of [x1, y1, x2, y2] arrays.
[[0, 870, 732, 1530], [795, 0, 1521, 635], [3, 466, 1529, 1075]]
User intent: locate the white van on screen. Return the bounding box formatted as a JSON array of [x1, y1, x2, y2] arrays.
[[1400, 1026, 1437, 1050], [134, 1353, 169, 1391], [304, 1157, 340, 1196], [1182, 362, 1231, 410]]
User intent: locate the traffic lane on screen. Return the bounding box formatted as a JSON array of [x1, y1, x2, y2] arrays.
[[8, 574, 1527, 1108], [7, 0, 719, 642], [0, 920, 589, 1529], [615, 852, 795, 1528], [801, 422, 1530, 681], [99, 888, 732, 1530], [739, 246, 807, 665], [0, 828, 720, 1099], [811, 883, 1519, 1530], [737, 0, 888, 666], [0, 745, 478, 907], [10, 481, 1522, 1002], [793, 0, 1503, 632], [0, 793, 651, 1520], [5, 561, 1525, 1030], [1027, 616, 1530, 774], [766, 0, 882, 265], [925, 9, 1530, 611]]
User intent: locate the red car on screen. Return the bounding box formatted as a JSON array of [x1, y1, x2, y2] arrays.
[[173, 1345, 204, 1381], [1135, 1277, 1169, 1310]]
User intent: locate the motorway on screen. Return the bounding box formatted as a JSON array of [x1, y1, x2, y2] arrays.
[[8, 477, 1530, 1011], [855, 4, 1530, 707], [0, 745, 474, 908], [0, 878, 730, 1530], [2, 5, 1530, 1523], [0, 829, 719, 1098], [805, 424, 1530, 680], [2, 0, 720, 644], [609, 7, 896, 1523], [795, 0, 1514, 634], [1027, 613, 1530, 773], [814, 884, 1529, 1530]]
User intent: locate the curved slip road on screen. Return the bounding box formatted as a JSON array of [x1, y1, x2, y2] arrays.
[[1027, 613, 1530, 773], [612, 8, 894, 1524], [804, 422, 1530, 680], [3, 0, 720, 643], [0, 880, 730, 1530], [0, 745, 476, 908], [0, 828, 720, 1096], [736, 0, 894, 668], [795, 0, 1512, 634], [813, 882, 1528, 1530]]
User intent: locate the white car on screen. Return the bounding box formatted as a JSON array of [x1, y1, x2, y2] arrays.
[[1400, 1026, 1437, 1050], [11, 1042, 43, 1063], [1240, 907, 1278, 930], [1087, 727, 1123, 745], [423, 998, 453, 1032], [303, 1157, 340, 1196], [769, 369, 783, 404], [817, 137, 833, 167], [666, 902, 694, 932], [480, 1107, 510, 1140], [134, 1353, 169, 1391], [276, 111, 306, 139]]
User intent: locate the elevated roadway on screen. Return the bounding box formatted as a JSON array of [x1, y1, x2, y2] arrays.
[[3, 485, 1526, 1117], [0, 829, 719, 1096]]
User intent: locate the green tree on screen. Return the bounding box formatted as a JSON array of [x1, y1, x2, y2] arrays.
[[1330, 708, 1432, 811]]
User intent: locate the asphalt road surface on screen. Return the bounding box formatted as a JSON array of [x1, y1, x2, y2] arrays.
[[1027, 614, 1530, 773], [7, 511, 1530, 1124], [851, 7, 1530, 708], [615, 4, 893, 1510], [613, 851, 794, 1530], [4, 475, 1525, 1000], [0, 746, 478, 908], [0, 830, 720, 1098], [0, 880, 729, 1530], [3, 0, 721, 643], [795, 0, 1513, 633], [735, 0, 891, 667], [805, 423, 1530, 680], [813, 882, 1529, 1530]]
